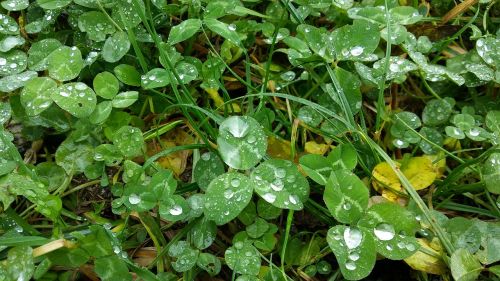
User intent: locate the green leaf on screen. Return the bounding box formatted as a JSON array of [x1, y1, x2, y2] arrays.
[[299, 154, 332, 185], [485, 110, 500, 132], [168, 240, 199, 272], [20, 77, 56, 116], [391, 111, 422, 145], [94, 144, 122, 166], [190, 217, 217, 250], [329, 68, 363, 114], [204, 18, 241, 46], [55, 140, 94, 174], [197, 253, 221, 276], [476, 36, 499, 67], [483, 153, 500, 194], [141, 68, 170, 89], [225, 241, 261, 275], [256, 198, 281, 220], [332, 20, 380, 61], [389, 6, 422, 25], [326, 226, 376, 280], [112, 0, 144, 29], [418, 127, 444, 155], [94, 256, 132, 281], [112, 126, 144, 158], [204, 172, 253, 225], [51, 82, 97, 118], [175, 62, 198, 84], [159, 194, 190, 222], [78, 11, 115, 42], [1, 0, 28, 10], [422, 98, 454, 126], [0, 71, 37, 92], [27, 38, 62, 71], [114, 64, 141, 86], [0, 35, 25, 52], [450, 248, 482, 281], [298, 105, 323, 127], [112, 91, 138, 108], [47, 46, 84, 81], [0, 13, 20, 35], [217, 116, 267, 170], [328, 143, 358, 171], [0, 50, 27, 76], [193, 151, 225, 191], [37, 0, 71, 9], [35, 162, 66, 192], [0, 246, 34, 281], [168, 19, 202, 45], [324, 170, 368, 224], [102, 31, 131, 63], [89, 101, 113, 124], [93, 71, 120, 99], [246, 217, 269, 239], [358, 202, 420, 260], [251, 159, 310, 210]]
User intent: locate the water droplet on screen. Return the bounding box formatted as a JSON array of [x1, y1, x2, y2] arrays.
[[0, 58, 6, 65], [228, 24, 237, 31], [75, 82, 87, 90], [386, 245, 393, 251], [343, 203, 351, 210], [169, 205, 183, 216], [128, 193, 141, 205], [113, 245, 121, 254], [234, 241, 244, 249], [275, 167, 286, 178], [345, 261, 356, 270], [224, 189, 234, 199], [247, 135, 256, 144], [286, 175, 296, 183], [201, 152, 211, 161], [468, 128, 480, 137], [271, 180, 284, 191], [245, 251, 253, 257], [262, 193, 276, 203], [405, 243, 416, 251], [231, 178, 240, 187], [350, 46, 364, 57], [289, 194, 298, 205], [348, 252, 360, 261], [344, 227, 362, 249], [373, 223, 395, 241]]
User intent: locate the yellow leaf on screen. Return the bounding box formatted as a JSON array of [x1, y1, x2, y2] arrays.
[[372, 162, 402, 192], [146, 128, 194, 177], [204, 88, 241, 112], [401, 156, 437, 190], [372, 156, 439, 202], [304, 141, 330, 155], [404, 238, 447, 275], [267, 136, 292, 160]]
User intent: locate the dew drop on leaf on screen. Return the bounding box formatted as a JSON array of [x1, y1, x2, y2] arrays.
[[373, 223, 396, 241], [344, 227, 363, 249]]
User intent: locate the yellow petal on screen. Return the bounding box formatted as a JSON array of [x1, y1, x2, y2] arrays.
[[304, 141, 330, 155], [404, 238, 447, 275]]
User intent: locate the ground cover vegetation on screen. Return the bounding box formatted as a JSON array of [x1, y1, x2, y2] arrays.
[[0, 0, 499, 280]]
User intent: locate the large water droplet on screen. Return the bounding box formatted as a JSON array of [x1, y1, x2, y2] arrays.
[[289, 194, 298, 205], [344, 227, 363, 249], [275, 167, 286, 178], [231, 178, 240, 187], [271, 180, 284, 191], [373, 223, 395, 241], [201, 152, 211, 161], [169, 205, 183, 216], [348, 252, 360, 261], [350, 46, 364, 57], [262, 193, 276, 203], [345, 261, 356, 270], [224, 189, 234, 199], [128, 193, 141, 205]]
